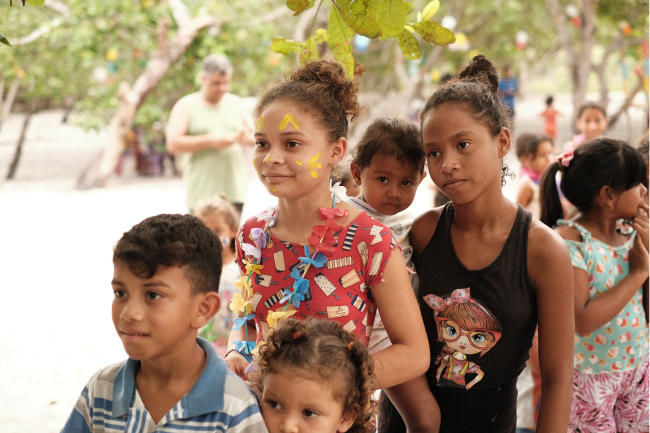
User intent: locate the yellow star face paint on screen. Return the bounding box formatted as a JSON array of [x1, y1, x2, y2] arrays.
[[272, 188, 277, 192], [279, 114, 299, 131], [255, 116, 265, 133], [307, 152, 322, 178]]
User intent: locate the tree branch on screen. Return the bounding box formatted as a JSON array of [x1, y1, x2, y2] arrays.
[[168, 0, 191, 28], [251, 5, 291, 26], [608, 74, 644, 129]]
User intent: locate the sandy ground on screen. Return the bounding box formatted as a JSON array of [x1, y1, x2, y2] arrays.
[[0, 92, 646, 432]]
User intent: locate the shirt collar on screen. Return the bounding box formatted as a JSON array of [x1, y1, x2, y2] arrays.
[[112, 338, 229, 418]]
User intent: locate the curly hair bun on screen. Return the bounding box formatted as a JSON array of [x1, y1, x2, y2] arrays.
[[458, 55, 499, 95], [289, 60, 362, 122]]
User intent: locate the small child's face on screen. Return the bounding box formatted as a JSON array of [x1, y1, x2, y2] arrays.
[[576, 108, 608, 140], [111, 260, 209, 362], [522, 140, 555, 175], [199, 213, 236, 251], [351, 154, 424, 216], [261, 370, 354, 433]]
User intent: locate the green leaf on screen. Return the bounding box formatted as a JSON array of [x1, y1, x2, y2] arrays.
[[0, 33, 11, 46], [300, 36, 319, 66], [404, 2, 413, 15], [397, 29, 421, 60], [327, 7, 355, 78], [421, 0, 440, 21], [413, 21, 455, 45], [376, 0, 407, 38], [339, 0, 382, 39], [312, 28, 328, 44], [286, 0, 315, 16], [270, 37, 304, 55], [25, 0, 46, 6]]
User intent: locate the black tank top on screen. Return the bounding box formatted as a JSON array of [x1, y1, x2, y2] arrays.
[[417, 203, 537, 432]]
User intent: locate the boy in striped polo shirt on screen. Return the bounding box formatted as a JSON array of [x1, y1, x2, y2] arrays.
[[61, 214, 267, 433]]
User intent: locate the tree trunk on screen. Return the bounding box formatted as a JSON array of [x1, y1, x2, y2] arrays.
[[547, 0, 599, 115], [76, 4, 217, 189], [0, 77, 21, 131], [5, 109, 33, 180]]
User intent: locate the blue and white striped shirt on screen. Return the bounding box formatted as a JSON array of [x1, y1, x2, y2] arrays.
[[61, 338, 267, 433]]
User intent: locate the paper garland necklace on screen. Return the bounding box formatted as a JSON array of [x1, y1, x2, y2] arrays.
[[229, 181, 349, 361]]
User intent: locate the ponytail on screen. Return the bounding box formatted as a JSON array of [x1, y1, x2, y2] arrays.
[[539, 162, 563, 227]]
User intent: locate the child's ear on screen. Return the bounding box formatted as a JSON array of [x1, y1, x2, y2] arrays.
[[418, 172, 427, 184], [337, 411, 356, 433], [350, 162, 363, 185], [596, 185, 618, 211], [497, 127, 511, 158], [191, 292, 221, 329], [330, 137, 348, 165]]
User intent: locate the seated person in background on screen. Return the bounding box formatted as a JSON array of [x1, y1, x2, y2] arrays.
[[61, 214, 266, 433]]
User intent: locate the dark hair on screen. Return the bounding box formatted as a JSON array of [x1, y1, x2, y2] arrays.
[[540, 138, 646, 227], [113, 214, 223, 294], [420, 55, 513, 185], [253, 318, 375, 433], [636, 131, 649, 188], [351, 117, 425, 174], [193, 194, 240, 254], [331, 162, 354, 184], [516, 132, 552, 159], [255, 60, 363, 142], [576, 102, 606, 120], [546, 95, 554, 106]]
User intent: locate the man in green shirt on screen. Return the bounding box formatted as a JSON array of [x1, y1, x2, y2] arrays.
[[166, 54, 254, 213]]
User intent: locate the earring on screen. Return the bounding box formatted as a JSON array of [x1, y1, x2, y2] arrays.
[[610, 205, 615, 211]]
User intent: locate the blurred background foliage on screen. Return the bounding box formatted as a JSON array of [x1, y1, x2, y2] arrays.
[[0, 0, 648, 132]]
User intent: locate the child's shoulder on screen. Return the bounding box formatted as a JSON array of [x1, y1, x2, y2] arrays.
[[553, 219, 585, 242]]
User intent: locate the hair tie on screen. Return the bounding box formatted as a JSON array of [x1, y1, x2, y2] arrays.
[[347, 341, 354, 351], [292, 332, 301, 340], [557, 145, 574, 169]]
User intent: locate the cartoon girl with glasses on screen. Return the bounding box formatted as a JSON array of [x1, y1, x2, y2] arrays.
[[424, 288, 503, 390]]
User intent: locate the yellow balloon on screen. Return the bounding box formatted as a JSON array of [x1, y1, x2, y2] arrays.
[[430, 69, 441, 83]]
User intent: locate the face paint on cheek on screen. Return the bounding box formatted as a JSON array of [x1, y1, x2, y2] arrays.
[[280, 114, 299, 131], [296, 160, 303, 166], [252, 158, 256, 169], [272, 188, 277, 192], [307, 152, 322, 178], [255, 116, 265, 133]]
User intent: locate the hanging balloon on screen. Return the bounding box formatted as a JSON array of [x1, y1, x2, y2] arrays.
[[620, 21, 632, 37], [106, 49, 119, 62], [441, 15, 457, 31], [565, 4, 579, 17], [571, 15, 582, 27], [355, 35, 370, 53], [516, 30, 529, 50]]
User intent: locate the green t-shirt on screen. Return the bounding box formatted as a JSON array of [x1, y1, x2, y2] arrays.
[[178, 92, 250, 210]]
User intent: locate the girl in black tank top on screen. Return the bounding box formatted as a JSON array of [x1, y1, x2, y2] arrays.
[[380, 56, 575, 433]]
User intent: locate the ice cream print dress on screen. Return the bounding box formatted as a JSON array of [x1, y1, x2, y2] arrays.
[[556, 219, 649, 373], [235, 207, 397, 347]]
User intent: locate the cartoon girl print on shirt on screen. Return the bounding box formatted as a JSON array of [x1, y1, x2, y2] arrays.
[[423, 288, 503, 390]]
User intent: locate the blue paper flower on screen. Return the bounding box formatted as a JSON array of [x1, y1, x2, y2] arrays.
[[232, 314, 255, 330], [299, 245, 327, 268], [233, 340, 257, 358]]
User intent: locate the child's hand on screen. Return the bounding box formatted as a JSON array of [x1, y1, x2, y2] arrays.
[[633, 204, 649, 251], [225, 351, 250, 380], [629, 234, 649, 280]]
